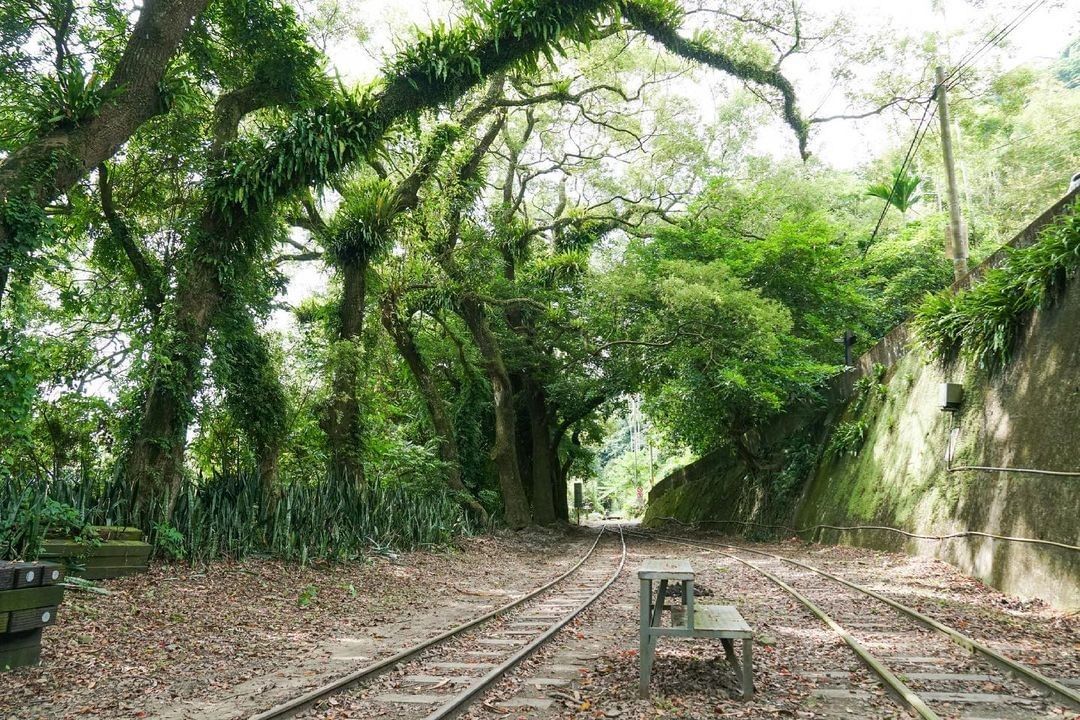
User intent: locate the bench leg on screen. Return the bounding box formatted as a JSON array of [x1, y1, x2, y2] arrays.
[[650, 579, 667, 627], [741, 637, 753, 699], [718, 638, 752, 700], [640, 578, 653, 698], [720, 638, 736, 665], [640, 634, 656, 698]]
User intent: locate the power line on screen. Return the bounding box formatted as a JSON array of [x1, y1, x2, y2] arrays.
[[944, 0, 1043, 83], [943, 0, 1048, 89], [865, 97, 938, 249], [865, 0, 1051, 249], [985, 113, 1080, 152]]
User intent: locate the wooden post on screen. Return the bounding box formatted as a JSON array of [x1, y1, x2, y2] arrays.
[[935, 66, 969, 281], [573, 481, 583, 526]]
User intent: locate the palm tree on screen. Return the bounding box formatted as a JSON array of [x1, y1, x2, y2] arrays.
[[868, 169, 922, 220]]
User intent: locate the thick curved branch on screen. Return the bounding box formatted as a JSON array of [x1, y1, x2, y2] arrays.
[[0, 0, 211, 306], [97, 163, 165, 315], [622, 0, 810, 159]]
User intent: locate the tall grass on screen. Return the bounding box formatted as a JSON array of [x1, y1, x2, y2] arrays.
[[1, 470, 474, 563]]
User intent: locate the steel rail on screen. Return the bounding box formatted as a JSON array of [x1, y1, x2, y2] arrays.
[[642, 530, 1080, 713], [248, 527, 610, 720], [421, 525, 627, 720], [626, 530, 939, 720]]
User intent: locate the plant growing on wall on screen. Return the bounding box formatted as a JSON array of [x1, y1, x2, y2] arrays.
[[914, 200, 1080, 370], [827, 419, 870, 458]]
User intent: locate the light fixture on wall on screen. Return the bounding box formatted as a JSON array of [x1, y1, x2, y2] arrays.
[[834, 330, 858, 367]]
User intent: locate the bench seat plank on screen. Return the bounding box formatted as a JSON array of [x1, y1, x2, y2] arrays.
[[669, 604, 753, 638], [637, 559, 694, 580], [693, 604, 753, 638]]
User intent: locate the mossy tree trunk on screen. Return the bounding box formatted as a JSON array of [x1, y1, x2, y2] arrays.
[[124, 249, 221, 519], [381, 296, 489, 523], [324, 260, 367, 485], [457, 296, 532, 529], [524, 376, 556, 524]]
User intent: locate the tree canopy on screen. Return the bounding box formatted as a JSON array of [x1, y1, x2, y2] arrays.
[[1, 0, 1074, 556]]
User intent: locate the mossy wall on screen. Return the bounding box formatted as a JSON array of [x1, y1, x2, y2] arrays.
[[644, 449, 772, 529], [796, 282, 1080, 608]]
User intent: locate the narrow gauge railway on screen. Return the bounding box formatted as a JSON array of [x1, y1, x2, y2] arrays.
[[632, 530, 1080, 720], [250, 526, 626, 720]]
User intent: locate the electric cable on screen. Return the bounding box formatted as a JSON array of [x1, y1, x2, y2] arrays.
[[865, 99, 937, 249], [943, 0, 1049, 89]]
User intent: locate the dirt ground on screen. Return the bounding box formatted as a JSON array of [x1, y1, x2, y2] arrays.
[[5, 528, 597, 720], [4, 527, 1077, 720]]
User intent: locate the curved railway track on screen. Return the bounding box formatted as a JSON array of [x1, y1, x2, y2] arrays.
[[248, 526, 626, 720], [632, 529, 1080, 720]]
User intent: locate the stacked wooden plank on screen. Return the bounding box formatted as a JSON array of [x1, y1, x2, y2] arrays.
[[1, 561, 65, 670], [40, 526, 152, 580]]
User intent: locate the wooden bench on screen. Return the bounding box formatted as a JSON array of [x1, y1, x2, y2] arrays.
[[1, 561, 66, 671], [638, 559, 754, 699]]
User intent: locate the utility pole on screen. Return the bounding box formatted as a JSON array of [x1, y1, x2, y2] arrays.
[[935, 66, 969, 281]]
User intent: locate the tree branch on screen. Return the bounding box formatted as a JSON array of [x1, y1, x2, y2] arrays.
[[97, 163, 165, 315], [623, 0, 810, 159]]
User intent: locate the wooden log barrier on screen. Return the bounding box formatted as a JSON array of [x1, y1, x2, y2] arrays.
[[41, 526, 152, 580], [0, 561, 65, 671]]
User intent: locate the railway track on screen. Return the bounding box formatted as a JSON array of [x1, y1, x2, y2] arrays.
[[249, 526, 626, 720], [633, 529, 1080, 720]]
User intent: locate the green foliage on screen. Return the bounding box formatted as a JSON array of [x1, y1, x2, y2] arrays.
[[0, 478, 97, 560], [1, 469, 472, 563], [1057, 39, 1080, 89], [914, 202, 1080, 370], [153, 522, 186, 560], [0, 0, 129, 148], [594, 251, 832, 454], [867, 169, 921, 215], [23, 62, 119, 135], [207, 87, 381, 216], [210, 306, 290, 471], [297, 584, 318, 607], [860, 218, 955, 332], [324, 177, 400, 265], [387, 0, 610, 99], [852, 364, 888, 407], [828, 419, 869, 458]]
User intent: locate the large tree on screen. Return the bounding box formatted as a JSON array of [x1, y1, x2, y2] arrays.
[[119, 0, 820, 521], [0, 0, 211, 309]]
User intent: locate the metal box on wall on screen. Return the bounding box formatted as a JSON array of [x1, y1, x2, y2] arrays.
[[940, 382, 963, 411]]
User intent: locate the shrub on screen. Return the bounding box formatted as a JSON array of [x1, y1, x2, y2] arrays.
[[153, 523, 186, 560], [2, 470, 473, 564]]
